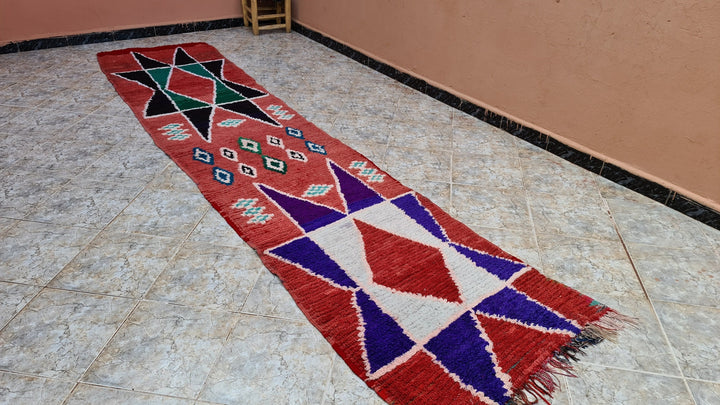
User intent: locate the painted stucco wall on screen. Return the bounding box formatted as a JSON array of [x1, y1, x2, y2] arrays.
[[294, 0, 720, 210], [0, 0, 242, 43]]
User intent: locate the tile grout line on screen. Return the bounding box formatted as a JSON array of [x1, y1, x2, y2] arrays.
[[601, 195, 698, 405]]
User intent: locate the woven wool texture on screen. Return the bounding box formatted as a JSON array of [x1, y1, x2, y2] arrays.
[[97, 43, 625, 405]]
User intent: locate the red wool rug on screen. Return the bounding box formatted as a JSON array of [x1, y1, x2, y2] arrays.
[[98, 43, 628, 405]]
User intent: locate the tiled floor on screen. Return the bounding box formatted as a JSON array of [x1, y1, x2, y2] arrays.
[[1, 28, 719, 405]]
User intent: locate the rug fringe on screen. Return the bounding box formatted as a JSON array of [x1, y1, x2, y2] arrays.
[[505, 310, 636, 405]]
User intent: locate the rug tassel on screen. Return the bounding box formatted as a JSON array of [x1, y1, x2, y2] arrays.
[[506, 310, 636, 405]]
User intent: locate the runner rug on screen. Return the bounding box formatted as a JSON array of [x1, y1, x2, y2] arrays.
[[97, 43, 628, 405]]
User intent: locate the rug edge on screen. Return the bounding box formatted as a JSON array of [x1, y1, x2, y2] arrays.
[[507, 309, 636, 405]]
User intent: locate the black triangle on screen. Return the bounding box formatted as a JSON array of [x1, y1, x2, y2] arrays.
[[183, 107, 214, 142], [174, 48, 197, 66], [222, 80, 266, 99], [220, 100, 280, 127], [133, 52, 169, 69], [146, 91, 178, 117], [115, 71, 159, 90], [201, 60, 224, 79]]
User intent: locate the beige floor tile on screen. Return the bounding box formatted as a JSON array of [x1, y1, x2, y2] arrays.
[[80, 137, 172, 183], [451, 125, 518, 159], [687, 380, 720, 405], [199, 314, 334, 404], [322, 355, 385, 405], [0, 371, 74, 405], [452, 152, 524, 189], [388, 121, 452, 151], [108, 188, 209, 238], [519, 150, 600, 197], [83, 301, 238, 398], [146, 242, 262, 311], [467, 225, 542, 269], [0, 167, 71, 219], [628, 243, 720, 308], [528, 191, 618, 240], [384, 146, 451, 183], [607, 198, 711, 249], [655, 301, 720, 381], [0, 282, 40, 329], [49, 230, 180, 298], [186, 209, 250, 248], [242, 270, 305, 321], [451, 184, 531, 230], [0, 221, 98, 285], [0, 289, 134, 379], [25, 178, 144, 229], [566, 363, 694, 404], [65, 384, 195, 405]]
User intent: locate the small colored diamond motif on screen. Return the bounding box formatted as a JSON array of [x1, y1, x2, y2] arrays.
[[242, 206, 265, 216], [349, 161, 367, 169], [305, 141, 327, 155], [217, 118, 245, 127], [159, 123, 191, 140], [231, 197, 272, 225], [359, 168, 376, 176], [238, 163, 257, 178], [220, 147, 238, 161], [238, 137, 261, 154], [193, 147, 214, 164], [287, 150, 307, 162], [233, 198, 257, 208], [367, 174, 385, 182], [267, 135, 284, 149], [285, 127, 304, 139], [213, 167, 234, 185], [303, 184, 334, 197], [267, 105, 295, 120], [248, 213, 273, 224], [262, 155, 287, 174]]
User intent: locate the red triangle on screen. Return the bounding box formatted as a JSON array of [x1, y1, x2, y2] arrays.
[[354, 219, 461, 303], [475, 313, 570, 384], [167, 67, 215, 104]]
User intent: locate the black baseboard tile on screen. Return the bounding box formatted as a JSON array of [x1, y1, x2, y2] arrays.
[[0, 17, 244, 55], [292, 22, 720, 230], [17, 36, 69, 52], [67, 32, 115, 46], [113, 27, 157, 41]]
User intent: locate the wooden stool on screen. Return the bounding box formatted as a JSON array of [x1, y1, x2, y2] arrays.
[[242, 0, 292, 35]]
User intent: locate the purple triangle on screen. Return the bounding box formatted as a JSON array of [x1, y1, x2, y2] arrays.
[[424, 311, 510, 404], [474, 287, 580, 334], [391, 194, 448, 242], [269, 237, 357, 288], [355, 290, 415, 373], [329, 161, 383, 213], [258, 184, 345, 232], [450, 243, 525, 281]]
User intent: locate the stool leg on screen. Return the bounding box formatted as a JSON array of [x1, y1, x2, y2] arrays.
[[250, 0, 259, 35], [242, 0, 249, 27], [284, 0, 291, 32]]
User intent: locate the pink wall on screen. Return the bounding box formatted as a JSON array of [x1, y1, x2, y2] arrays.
[[0, 0, 242, 43], [294, 0, 720, 210]]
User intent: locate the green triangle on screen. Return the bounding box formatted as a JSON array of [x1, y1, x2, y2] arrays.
[[165, 90, 208, 111], [179, 63, 214, 79], [147, 67, 172, 88], [215, 81, 246, 104]]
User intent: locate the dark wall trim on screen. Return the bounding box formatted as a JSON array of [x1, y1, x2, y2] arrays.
[[0, 18, 244, 54], [1, 19, 717, 230]]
